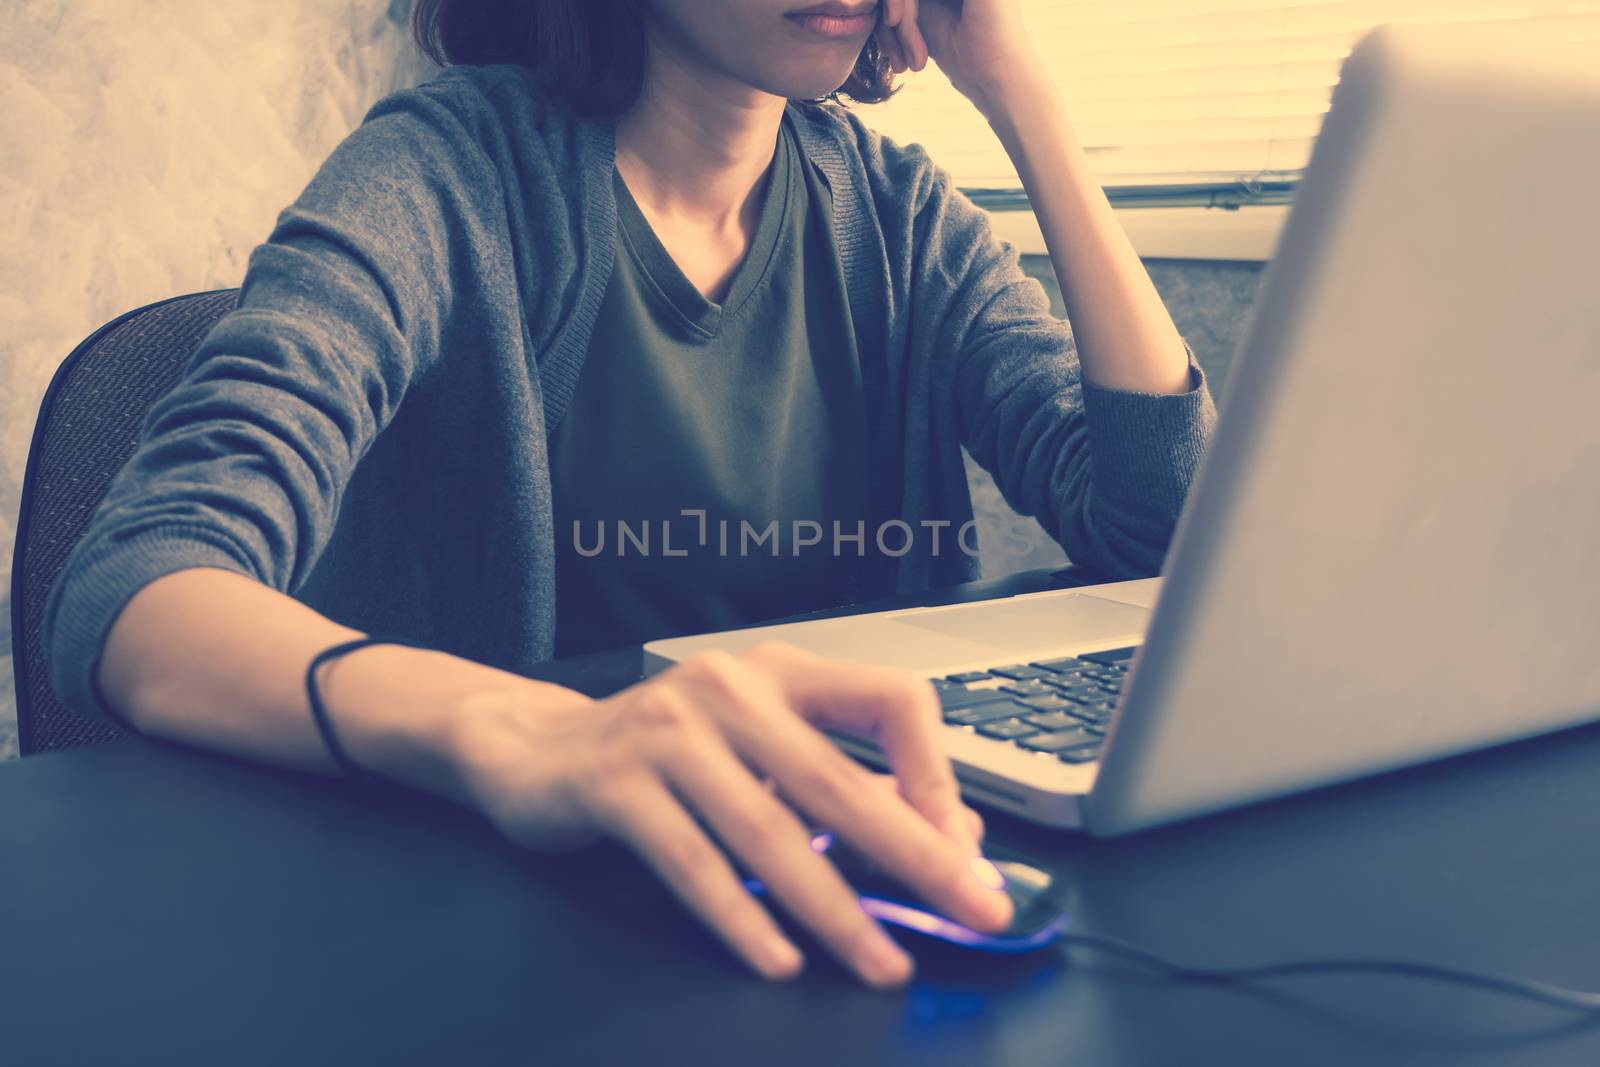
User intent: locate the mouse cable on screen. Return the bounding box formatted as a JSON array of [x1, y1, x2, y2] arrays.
[[1059, 932, 1600, 1012]]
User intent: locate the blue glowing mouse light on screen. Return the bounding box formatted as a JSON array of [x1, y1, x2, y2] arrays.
[[742, 831, 1069, 954]]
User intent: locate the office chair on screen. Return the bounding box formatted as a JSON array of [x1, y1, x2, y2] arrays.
[[10, 289, 240, 754]]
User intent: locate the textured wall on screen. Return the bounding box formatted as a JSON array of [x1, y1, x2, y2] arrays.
[[0, 1, 433, 758]]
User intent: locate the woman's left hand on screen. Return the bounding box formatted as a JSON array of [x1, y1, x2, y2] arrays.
[[876, 0, 1041, 112]]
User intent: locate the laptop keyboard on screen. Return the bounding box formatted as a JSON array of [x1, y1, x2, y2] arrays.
[[929, 646, 1137, 765]]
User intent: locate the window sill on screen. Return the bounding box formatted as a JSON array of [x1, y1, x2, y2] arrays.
[[984, 204, 1287, 263]]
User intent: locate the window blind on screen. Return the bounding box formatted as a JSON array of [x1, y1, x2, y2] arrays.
[[863, 0, 1600, 209]]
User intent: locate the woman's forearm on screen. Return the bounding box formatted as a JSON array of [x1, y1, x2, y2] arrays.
[[94, 568, 1011, 985], [96, 567, 592, 803], [974, 61, 1194, 396]]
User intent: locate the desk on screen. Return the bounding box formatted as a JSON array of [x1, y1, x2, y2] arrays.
[[4, 569, 1600, 1066]]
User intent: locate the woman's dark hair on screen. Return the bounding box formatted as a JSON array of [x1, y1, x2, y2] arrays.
[[411, 0, 895, 116]]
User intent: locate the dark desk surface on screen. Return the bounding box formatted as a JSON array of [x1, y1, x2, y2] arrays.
[[5, 569, 1600, 1066]]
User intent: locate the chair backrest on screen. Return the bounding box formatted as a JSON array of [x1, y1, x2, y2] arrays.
[[10, 289, 240, 754]]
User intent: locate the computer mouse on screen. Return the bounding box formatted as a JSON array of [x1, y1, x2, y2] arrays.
[[741, 831, 1069, 954]]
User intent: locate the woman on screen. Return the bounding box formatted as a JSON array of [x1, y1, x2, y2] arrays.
[[44, 0, 1215, 987]]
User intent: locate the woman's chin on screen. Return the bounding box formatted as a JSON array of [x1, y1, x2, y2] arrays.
[[762, 69, 871, 101]]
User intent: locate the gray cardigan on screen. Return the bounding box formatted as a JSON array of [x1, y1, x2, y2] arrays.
[[44, 64, 1218, 723]]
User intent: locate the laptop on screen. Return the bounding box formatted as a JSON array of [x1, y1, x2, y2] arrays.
[[644, 23, 1600, 836]]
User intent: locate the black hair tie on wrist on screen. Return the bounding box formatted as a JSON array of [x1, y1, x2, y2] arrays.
[[305, 635, 427, 785]]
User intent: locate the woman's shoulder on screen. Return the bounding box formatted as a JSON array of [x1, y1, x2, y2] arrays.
[[400, 64, 563, 122], [357, 63, 602, 177]]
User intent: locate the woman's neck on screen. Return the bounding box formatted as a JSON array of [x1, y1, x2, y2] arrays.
[[614, 30, 787, 233]]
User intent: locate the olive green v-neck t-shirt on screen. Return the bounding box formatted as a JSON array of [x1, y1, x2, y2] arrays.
[[549, 117, 867, 656]]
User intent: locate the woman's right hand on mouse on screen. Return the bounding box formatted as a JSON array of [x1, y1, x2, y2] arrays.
[[448, 640, 1013, 987]]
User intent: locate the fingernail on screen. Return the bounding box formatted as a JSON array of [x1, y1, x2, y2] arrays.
[[969, 856, 1006, 892], [760, 935, 804, 979], [960, 864, 1014, 929], [863, 937, 913, 988]]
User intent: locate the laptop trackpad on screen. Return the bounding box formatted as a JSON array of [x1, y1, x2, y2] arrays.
[[893, 593, 1151, 657]]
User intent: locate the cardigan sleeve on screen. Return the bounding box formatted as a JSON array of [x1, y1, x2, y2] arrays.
[[41, 83, 505, 724], [896, 140, 1218, 578]]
